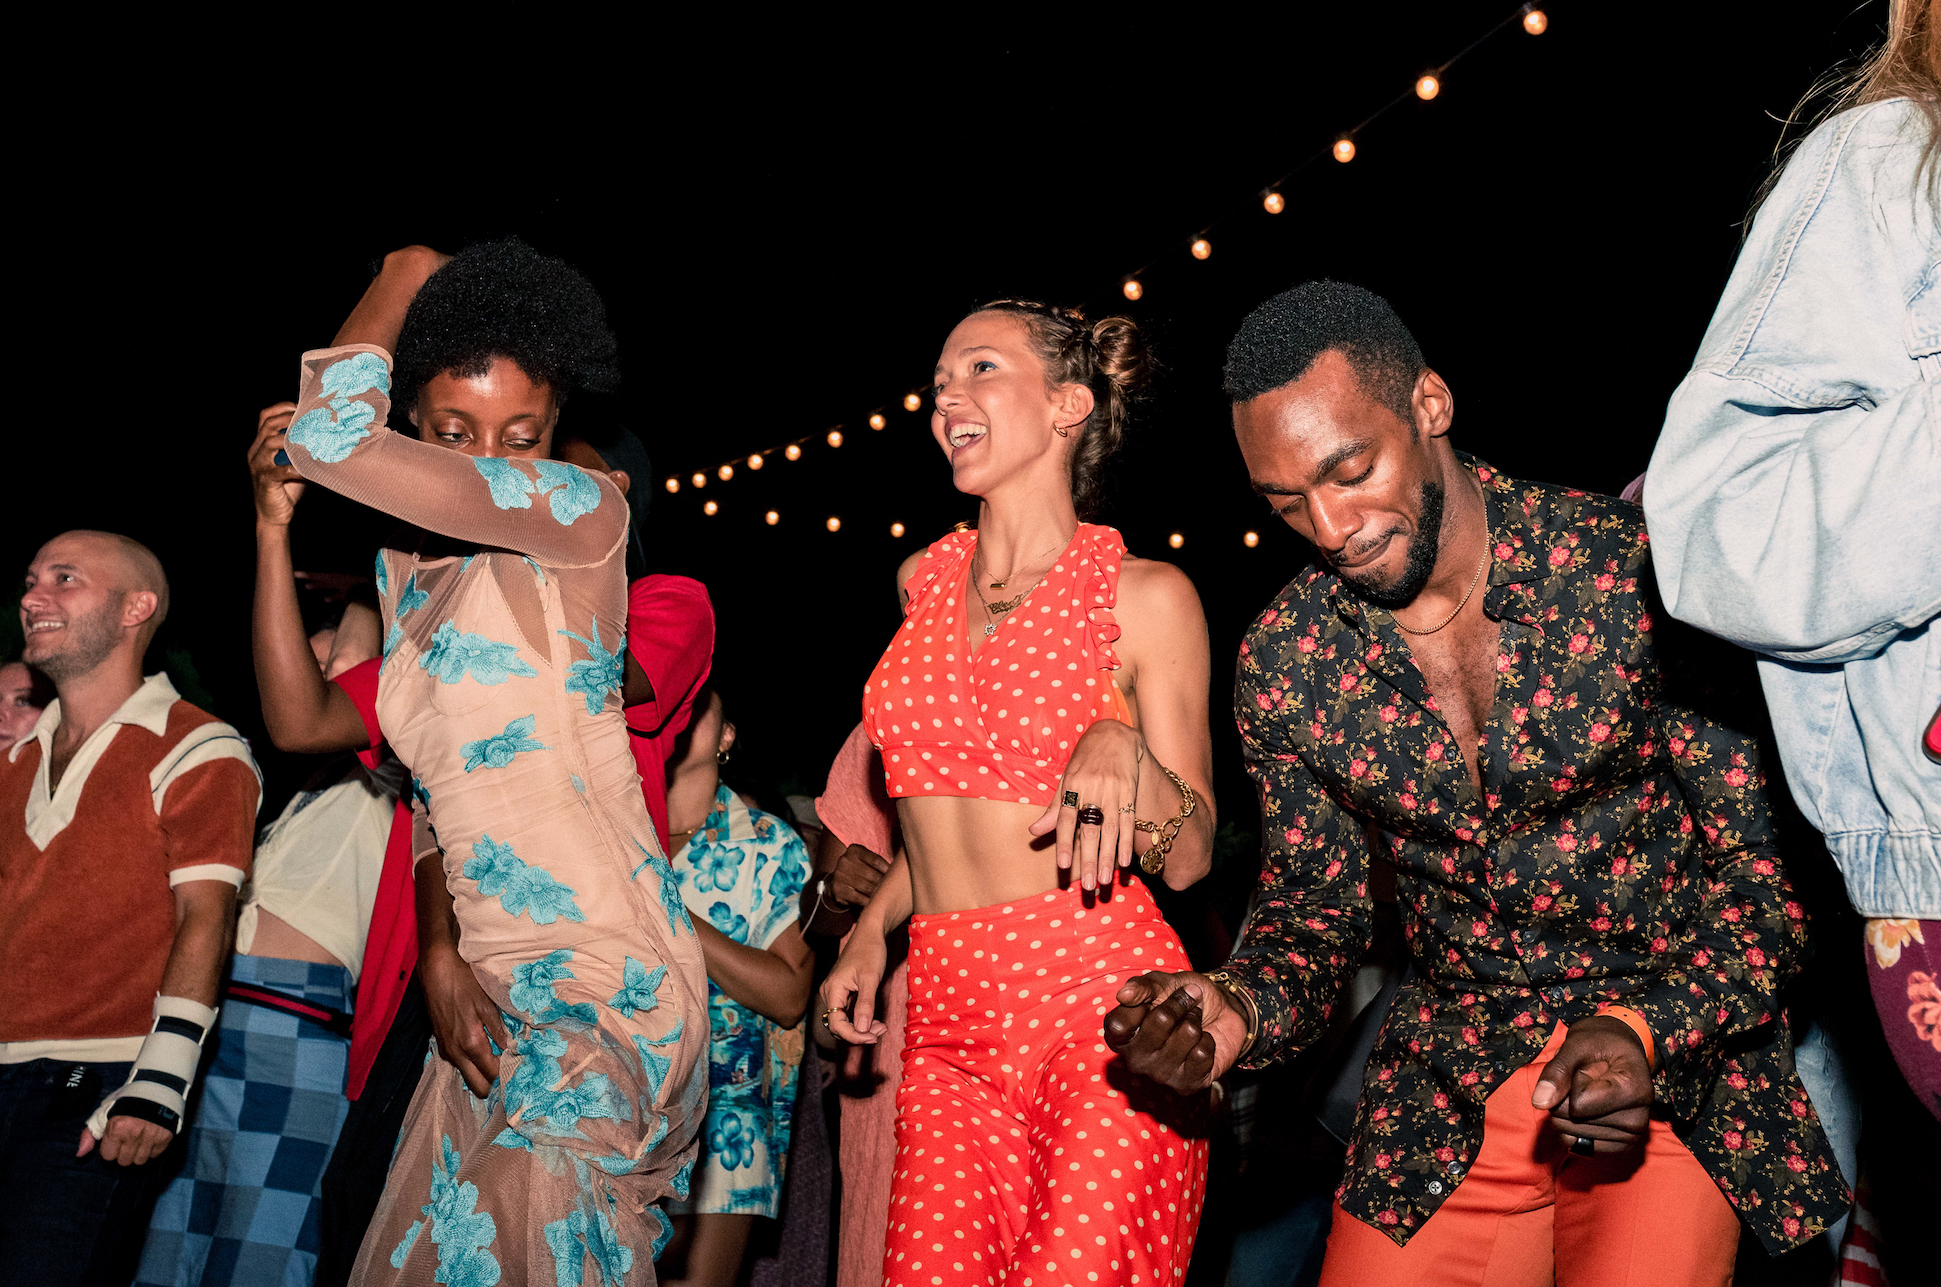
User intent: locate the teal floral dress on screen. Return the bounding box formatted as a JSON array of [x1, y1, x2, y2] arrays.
[[285, 345, 709, 1286], [666, 785, 810, 1217]]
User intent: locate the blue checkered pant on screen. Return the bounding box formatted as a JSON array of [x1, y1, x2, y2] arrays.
[[136, 955, 354, 1287]]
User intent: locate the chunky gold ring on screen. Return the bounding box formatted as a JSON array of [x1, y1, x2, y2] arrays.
[[1118, 803, 1136, 814], [821, 1008, 834, 1027], [1062, 790, 1080, 808]]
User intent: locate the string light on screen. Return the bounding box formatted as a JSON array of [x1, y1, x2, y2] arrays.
[[890, 522, 905, 538], [1263, 191, 1284, 214], [785, 444, 802, 461], [1191, 239, 1211, 260], [904, 393, 922, 412], [826, 517, 841, 532], [747, 453, 763, 470], [869, 413, 887, 430], [765, 510, 779, 525], [1244, 530, 1260, 548], [1334, 138, 1357, 163], [827, 430, 844, 448], [703, 500, 718, 516], [1123, 279, 1143, 301], [1416, 74, 1440, 100], [717, 463, 734, 481], [1168, 532, 1185, 549], [1523, 7, 1547, 35], [664, 477, 680, 493], [691, 472, 707, 489]]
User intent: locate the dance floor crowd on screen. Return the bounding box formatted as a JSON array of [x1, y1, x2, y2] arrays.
[[1, 25, 1935, 1287]]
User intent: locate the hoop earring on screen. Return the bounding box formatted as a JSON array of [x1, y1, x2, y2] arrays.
[[1051, 422, 1070, 438], [716, 748, 731, 765]]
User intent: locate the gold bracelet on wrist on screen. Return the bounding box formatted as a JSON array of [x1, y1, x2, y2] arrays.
[[1133, 764, 1196, 876], [1203, 969, 1260, 1063]]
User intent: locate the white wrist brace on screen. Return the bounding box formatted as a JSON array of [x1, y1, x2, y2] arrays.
[[86, 995, 219, 1140]]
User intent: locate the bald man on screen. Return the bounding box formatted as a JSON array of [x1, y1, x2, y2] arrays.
[[0, 531, 261, 1286]]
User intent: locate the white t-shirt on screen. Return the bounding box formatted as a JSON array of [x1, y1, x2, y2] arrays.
[[235, 758, 402, 983]]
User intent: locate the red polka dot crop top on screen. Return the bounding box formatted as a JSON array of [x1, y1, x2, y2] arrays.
[[863, 523, 1132, 806]]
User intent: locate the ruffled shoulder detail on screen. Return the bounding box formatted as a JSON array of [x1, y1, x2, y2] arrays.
[[901, 528, 975, 615], [1077, 523, 1126, 671]]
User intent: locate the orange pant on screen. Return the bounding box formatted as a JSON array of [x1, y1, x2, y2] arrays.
[[883, 879, 1208, 1287], [1319, 1024, 1739, 1287]]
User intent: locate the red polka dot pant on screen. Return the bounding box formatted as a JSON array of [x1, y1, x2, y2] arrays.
[[884, 877, 1208, 1287]]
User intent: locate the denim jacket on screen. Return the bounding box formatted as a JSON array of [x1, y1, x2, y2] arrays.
[[1645, 99, 1940, 918]]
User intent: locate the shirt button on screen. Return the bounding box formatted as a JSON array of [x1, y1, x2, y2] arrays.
[[1447, 1164, 1463, 1177], [1427, 1181, 1444, 1195]]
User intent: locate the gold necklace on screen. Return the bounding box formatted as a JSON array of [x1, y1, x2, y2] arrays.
[[970, 533, 1074, 638], [982, 533, 1074, 589], [1390, 543, 1492, 636]]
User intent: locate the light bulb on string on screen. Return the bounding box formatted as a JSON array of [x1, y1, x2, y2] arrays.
[[1522, 7, 1547, 34], [664, 477, 680, 493], [869, 413, 886, 430], [1244, 531, 1260, 548], [747, 453, 763, 470], [691, 472, 706, 489], [904, 393, 922, 412], [1168, 532, 1185, 549], [718, 463, 734, 481], [1416, 74, 1440, 100], [826, 517, 841, 533], [1263, 192, 1284, 214], [827, 430, 844, 448], [765, 510, 779, 526], [1191, 239, 1211, 260], [1333, 138, 1357, 163], [785, 444, 802, 461], [703, 500, 718, 516], [1122, 279, 1143, 301], [890, 522, 905, 538]]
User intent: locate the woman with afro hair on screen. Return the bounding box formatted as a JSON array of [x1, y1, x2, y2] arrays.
[[264, 240, 708, 1287]]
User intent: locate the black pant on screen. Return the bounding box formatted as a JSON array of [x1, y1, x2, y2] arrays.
[[315, 973, 435, 1287], [0, 1058, 173, 1287]]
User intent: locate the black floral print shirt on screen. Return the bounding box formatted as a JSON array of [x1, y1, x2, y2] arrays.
[[1225, 458, 1846, 1252]]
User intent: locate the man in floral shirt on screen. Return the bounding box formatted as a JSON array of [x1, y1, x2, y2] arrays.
[[1105, 282, 1846, 1283]]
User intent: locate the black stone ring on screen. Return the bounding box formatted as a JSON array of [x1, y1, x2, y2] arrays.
[[1571, 1134, 1596, 1156], [1077, 806, 1106, 826], [1063, 790, 1081, 809]]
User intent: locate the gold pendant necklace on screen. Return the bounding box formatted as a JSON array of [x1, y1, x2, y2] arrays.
[[984, 534, 1073, 590], [971, 532, 1074, 637]]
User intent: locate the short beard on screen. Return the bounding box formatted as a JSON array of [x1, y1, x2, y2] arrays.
[[31, 600, 125, 684], [1337, 478, 1446, 609]]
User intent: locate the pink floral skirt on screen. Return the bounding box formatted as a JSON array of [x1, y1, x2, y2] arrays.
[[1864, 918, 1941, 1121]]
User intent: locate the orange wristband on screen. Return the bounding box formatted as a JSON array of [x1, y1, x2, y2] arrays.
[[1594, 1003, 1656, 1070]]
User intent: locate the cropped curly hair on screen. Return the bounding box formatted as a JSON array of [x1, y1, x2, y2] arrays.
[[393, 238, 620, 413], [1223, 280, 1423, 424]]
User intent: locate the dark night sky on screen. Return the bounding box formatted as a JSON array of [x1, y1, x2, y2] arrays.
[[13, 2, 1889, 908]]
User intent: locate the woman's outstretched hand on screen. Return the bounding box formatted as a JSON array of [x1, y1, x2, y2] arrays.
[[818, 926, 889, 1049], [248, 402, 305, 526], [1031, 717, 1142, 892]]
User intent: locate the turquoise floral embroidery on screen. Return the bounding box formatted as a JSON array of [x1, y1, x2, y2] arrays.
[[707, 901, 750, 944], [502, 1024, 619, 1140], [688, 838, 743, 893], [607, 956, 666, 1018], [396, 572, 429, 618], [373, 551, 389, 598], [491, 1129, 531, 1152], [546, 1207, 635, 1286], [648, 1207, 674, 1262], [420, 621, 538, 686], [419, 1134, 499, 1287], [671, 1155, 695, 1201], [630, 839, 693, 935], [383, 573, 430, 673], [709, 1111, 757, 1170], [461, 714, 548, 772], [474, 457, 538, 511], [464, 835, 586, 925], [524, 557, 546, 584], [558, 617, 624, 715], [389, 1219, 422, 1269], [532, 460, 605, 526], [570, 774, 585, 794], [288, 398, 375, 464], [591, 1152, 638, 1176], [631, 1018, 684, 1102], [509, 949, 597, 1025], [319, 351, 390, 400]]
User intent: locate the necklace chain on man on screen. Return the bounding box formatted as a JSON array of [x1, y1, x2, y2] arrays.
[[1391, 542, 1492, 636]]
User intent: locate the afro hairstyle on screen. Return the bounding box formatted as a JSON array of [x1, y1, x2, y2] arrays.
[[1223, 280, 1424, 424], [392, 238, 621, 414]]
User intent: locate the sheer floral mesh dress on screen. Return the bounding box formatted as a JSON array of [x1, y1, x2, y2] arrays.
[[286, 345, 708, 1287]]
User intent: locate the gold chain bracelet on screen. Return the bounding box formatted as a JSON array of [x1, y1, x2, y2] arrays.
[[1133, 764, 1196, 876]]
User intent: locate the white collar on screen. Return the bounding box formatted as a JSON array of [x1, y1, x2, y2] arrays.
[[10, 673, 180, 765]]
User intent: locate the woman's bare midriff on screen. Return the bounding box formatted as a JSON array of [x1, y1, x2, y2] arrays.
[[900, 795, 1091, 915], [247, 907, 347, 971]]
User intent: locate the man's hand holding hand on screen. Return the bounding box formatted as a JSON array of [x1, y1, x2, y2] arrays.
[[1530, 1015, 1654, 1154], [1103, 971, 1248, 1094], [77, 1114, 173, 1167]]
